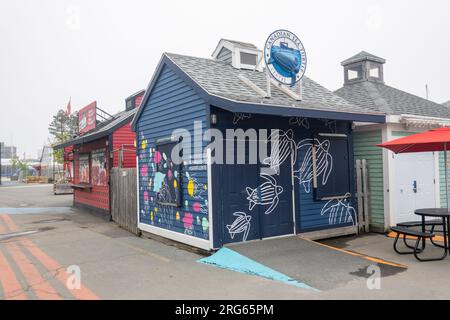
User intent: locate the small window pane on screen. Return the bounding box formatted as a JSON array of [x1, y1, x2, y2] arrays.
[[370, 67, 379, 78], [348, 69, 359, 80], [78, 154, 90, 183], [91, 149, 107, 186], [155, 140, 182, 207], [240, 52, 257, 66]]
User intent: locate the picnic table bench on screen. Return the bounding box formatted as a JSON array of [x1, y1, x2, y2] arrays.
[[391, 226, 446, 262]]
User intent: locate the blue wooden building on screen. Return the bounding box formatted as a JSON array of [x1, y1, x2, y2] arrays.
[[131, 39, 385, 250]]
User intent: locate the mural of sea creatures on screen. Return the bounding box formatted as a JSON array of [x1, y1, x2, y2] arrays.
[[321, 119, 337, 133], [226, 212, 252, 241], [289, 117, 310, 129], [320, 193, 356, 226], [246, 174, 284, 215], [295, 139, 333, 193], [153, 172, 166, 192], [263, 129, 297, 174], [187, 173, 207, 200], [232, 113, 252, 125], [183, 213, 195, 236], [156, 181, 172, 203]]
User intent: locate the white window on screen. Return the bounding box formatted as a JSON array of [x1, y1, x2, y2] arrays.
[[370, 66, 379, 78], [348, 69, 359, 80]]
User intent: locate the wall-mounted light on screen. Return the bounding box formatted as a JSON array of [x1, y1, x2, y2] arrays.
[[211, 113, 217, 125]]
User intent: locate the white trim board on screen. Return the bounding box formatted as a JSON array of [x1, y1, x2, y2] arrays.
[[206, 148, 215, 249], [136, 155, 140, 232], [138, 223, 211, 251]]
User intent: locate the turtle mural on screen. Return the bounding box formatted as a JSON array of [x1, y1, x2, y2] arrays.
[[226, 212, 252, 241], [294, 138, 333, 193], [263, 129, 297, 175], [320, 193, 356, 226], [246, 173, 284, 215]]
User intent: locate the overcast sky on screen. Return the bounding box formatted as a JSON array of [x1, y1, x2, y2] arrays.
[[1, 0, 449, 158]]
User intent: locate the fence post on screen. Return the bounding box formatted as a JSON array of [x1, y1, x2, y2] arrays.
[[362, 159, 370, 232], [119, 146, 124, 168], [356, 159, 363, 233]]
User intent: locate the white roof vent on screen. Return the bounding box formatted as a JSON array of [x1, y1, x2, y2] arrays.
[[212, 39, 263, 72]]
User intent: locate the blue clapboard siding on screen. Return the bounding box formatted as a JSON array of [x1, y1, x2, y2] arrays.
[[297, 122, 356, 233], [136, 64, 209, 240]]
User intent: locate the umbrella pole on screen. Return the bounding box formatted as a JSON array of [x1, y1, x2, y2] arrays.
[[446, 142, 449, 212]]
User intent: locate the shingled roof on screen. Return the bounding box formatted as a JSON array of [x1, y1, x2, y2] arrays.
[[443, 101, 450, 108], [165, 53, 383, 117], [341, 51, 386, 66], [334, 81, 450, 119]]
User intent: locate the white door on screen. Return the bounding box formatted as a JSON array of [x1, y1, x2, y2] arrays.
[[394, 152, 437, 224]]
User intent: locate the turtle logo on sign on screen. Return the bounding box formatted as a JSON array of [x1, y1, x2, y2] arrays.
[[264, 29, 307, 86]]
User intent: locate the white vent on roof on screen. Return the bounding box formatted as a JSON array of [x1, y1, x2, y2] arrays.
[[212, 39, 264, 72]]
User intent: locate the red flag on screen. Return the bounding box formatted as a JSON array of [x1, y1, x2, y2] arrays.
[[66, 98, 71, 116]]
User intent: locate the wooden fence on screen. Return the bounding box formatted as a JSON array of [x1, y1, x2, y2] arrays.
[[355, 159, 370, 233], [110, 167, 139, 235]]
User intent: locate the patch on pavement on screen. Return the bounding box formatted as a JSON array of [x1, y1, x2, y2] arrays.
[[198, 247, 318, 291], [0, 207, 73, 214], [224, 236, 407, 291]]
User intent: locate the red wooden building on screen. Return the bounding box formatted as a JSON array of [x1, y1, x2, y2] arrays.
[[55, 90, 144, 216]]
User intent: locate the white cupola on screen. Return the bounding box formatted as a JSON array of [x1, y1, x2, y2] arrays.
[[212, 39, 264, 72], [341, 51, 386, 85]]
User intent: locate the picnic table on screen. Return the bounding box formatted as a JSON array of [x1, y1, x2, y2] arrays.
[[415, 208, 450, 254], [390, 208, 450, 261]]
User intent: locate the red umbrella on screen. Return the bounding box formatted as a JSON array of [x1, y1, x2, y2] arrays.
[[377, 127, 450, 209]]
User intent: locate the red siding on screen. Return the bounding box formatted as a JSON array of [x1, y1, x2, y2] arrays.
[[112, 122, 136, 168], [73, 138, 110, 211]]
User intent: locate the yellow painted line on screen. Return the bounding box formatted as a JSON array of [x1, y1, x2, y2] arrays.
[[299, 236, 408, 269], [119, 242, 170, 263], [387, 231, 445, 243]]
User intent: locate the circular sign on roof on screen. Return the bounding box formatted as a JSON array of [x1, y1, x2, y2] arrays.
[[264, 30, 307, 86]]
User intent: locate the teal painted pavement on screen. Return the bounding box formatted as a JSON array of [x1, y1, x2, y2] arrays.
[[198, 247, 318, 291]]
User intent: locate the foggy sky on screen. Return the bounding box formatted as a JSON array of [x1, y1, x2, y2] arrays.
[[1, 0, 449, 158]]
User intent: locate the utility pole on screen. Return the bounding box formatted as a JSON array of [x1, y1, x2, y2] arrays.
[[425, 84, 429, 100]]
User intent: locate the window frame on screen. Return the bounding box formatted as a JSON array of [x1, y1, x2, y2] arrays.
[[78, 153, 91, 184], [90, 148, 107, 186], [155, 137, 183, 207], [312, 133, 351, 201]]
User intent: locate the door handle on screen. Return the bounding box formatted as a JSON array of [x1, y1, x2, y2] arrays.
[[413, 180, 417, 193]]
